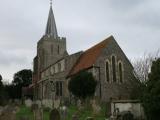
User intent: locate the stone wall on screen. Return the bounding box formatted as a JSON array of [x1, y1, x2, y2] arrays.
[[35, 51, 82, 100], [94, 37, 136, 102]]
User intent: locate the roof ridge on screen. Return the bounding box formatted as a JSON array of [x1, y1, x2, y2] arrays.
[[84, 35, 113, 52]]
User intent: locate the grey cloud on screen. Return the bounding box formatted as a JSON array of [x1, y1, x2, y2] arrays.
[[0, 51, 29, 66], [0, 0, 160, 81], [107, 0, 147, 11]]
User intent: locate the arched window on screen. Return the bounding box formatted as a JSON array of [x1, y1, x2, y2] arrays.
[[56, 81, 62, 96], [118, 62, 123, 83], [112, 56, 117, 82], [105, 61, 110, 82]]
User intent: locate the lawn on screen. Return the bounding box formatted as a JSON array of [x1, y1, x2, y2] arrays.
[[16, 105, 106, 120]]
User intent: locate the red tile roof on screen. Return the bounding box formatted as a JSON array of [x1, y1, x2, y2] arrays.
[[69, 36, 113, 76]]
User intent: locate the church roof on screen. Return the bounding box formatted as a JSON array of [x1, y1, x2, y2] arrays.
[[45, 6, 58, 39], [68, 36, 113, 76]]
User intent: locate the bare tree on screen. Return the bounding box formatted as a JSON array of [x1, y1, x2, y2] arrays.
[[133, 50, 160, 84]]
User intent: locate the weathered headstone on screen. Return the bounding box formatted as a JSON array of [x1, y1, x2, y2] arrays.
[[49, 108, 60, 120], [91, 99, 101, 115], [60, 106, 67, 120], [33, 107, 43, 120], [31, 103, 43, 120], [25, 99, 32, 108]]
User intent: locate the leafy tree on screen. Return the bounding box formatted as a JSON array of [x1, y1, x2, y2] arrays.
[[11, 69, 32, 98], [13, 69, 32, 86], [142, 58, 160, 120], [68, 70, 97, 101]]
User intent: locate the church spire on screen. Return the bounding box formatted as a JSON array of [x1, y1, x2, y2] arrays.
[[45, 0, 58, 39]]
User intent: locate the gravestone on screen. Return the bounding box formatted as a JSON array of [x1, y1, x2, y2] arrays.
[[49, 108, 61, 120], [25, 99, 32, 108], [33, 106, 43, 120], [35, 108, 43, 120], [60, 106, 67, 120], [91, 99, 101, 115]]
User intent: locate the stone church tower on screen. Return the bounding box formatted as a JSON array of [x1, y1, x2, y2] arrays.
[[37, 5, 67, 72]]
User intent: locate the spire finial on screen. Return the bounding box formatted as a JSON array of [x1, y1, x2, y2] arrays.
[[50, 0, 52, 7]]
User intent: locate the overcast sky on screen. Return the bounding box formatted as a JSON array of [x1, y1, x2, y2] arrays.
[[0, 0, 160, 82]]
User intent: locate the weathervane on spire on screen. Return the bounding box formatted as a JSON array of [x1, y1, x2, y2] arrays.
[[50, 0, 52, 6]]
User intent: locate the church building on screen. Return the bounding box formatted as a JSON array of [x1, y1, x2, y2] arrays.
[[32, 3, 136, 102]]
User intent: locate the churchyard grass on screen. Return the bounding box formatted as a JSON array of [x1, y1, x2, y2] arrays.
[[16, 104, 106, 120], [16, 105, 33, 120]]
